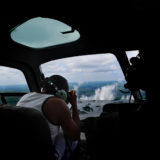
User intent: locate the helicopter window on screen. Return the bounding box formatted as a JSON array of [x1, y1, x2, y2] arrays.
[[126, 50, 146, 100], [10, 17, 80, 49], [41, 53, 133, 119], [126, 50, 139, 64], [0, 66, 29, 105]]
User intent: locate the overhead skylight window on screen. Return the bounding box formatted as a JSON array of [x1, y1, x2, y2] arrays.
[[10, 17, 80, 48]]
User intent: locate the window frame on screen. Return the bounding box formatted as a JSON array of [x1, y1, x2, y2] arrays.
[[0, 64, 30, 105]]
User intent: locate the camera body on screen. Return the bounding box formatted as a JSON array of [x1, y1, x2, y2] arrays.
[[67, 91, 73, 103]]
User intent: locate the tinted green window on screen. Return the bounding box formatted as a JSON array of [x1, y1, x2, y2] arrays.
[[11, 17, 80, 48], [0, 66, 29, 105]]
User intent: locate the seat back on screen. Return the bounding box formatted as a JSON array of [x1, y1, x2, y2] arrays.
[[0, 104, 56, 160]]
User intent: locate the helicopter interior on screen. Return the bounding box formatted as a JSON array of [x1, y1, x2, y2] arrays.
[[0, 2, 159, 160]]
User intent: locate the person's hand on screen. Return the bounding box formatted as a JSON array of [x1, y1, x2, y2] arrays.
[[70, 90, 77, 108]]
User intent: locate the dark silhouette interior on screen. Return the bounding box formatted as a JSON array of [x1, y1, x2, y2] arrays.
[[0, 1, 159, 159]]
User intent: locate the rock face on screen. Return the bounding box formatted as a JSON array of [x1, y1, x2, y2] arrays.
[[82, 105, 93, 112]]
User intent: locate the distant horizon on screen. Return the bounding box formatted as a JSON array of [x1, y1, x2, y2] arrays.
[[0, 80, 126, 87], [0, 80, 131, 102]]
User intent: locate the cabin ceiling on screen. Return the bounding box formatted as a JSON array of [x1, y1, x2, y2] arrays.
[[0, 1, 160, 65]]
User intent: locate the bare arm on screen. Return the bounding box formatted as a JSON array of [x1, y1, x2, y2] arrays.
[[43, 97, 80, 140], [69, 90, 80, 132]]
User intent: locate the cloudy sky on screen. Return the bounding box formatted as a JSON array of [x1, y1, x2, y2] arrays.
[[0, 51, 138, 85], [41, 53, 123, 83], [41, 51, 138, 83]]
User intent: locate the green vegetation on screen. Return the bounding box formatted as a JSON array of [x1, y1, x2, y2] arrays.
[[1, 81, 146, 106], [0, 85, 29, 105], [5, 96, 21, 106]]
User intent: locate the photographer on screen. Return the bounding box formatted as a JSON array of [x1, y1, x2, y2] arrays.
[[16, 75, 80, 160]]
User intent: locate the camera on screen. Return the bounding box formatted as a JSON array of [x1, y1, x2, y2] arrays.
[[67, 91, 73, 103]]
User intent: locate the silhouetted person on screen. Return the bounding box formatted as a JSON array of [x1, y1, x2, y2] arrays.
[[16, 75, 80, 160]]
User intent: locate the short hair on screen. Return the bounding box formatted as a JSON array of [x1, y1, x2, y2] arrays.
[[41, 75, 69, 94]]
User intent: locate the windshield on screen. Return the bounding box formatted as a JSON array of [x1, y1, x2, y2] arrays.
[[10, 17, 80, 48], [41, 53, 134, 119]]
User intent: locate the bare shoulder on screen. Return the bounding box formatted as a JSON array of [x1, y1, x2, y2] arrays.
[[42, 97, 70, 124], [44, 97, 67, 109], [43, 97, 80, 140]]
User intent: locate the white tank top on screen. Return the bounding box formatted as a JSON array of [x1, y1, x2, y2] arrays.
[[17, 92, 78, 160], [16, 92, 63, 144]]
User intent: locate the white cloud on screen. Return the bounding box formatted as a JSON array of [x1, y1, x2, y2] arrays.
[[41, 53, 124, 82], [126, 50, 139, 60], [0, 66, 27, 85], [0, 53, 125, 85], [41, 53, 125, 82], [41, 53, 122, 78]]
